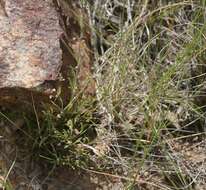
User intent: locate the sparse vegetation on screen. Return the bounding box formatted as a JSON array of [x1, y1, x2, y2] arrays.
[[1, 0, 206, 189]]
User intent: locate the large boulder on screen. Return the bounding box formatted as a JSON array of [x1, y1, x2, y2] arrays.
[[0, 0, 96, 110], [0, 0, 63, 108]]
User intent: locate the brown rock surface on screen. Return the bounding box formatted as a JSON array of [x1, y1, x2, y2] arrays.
[[58, 0, 96, 96], [0, 0, 62, 107]]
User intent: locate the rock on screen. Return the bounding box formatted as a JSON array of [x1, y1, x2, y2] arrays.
[[58, 0, 96, 96], [0, 0, 62, 108]]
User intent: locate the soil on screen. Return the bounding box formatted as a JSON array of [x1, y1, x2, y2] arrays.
[[1, 119, 206, 190], [0, 120, 125, 190]]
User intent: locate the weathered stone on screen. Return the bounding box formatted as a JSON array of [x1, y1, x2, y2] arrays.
[[0, 0, 62, 107], [58, 0, 96, 96]]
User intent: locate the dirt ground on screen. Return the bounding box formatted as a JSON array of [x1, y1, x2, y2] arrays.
[[0, 120, 125, 190], [1, 120, 206, 190]]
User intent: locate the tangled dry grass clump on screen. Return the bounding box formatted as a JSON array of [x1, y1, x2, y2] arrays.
[[85, 0, 206, 189], [1, 0, 206, 189]]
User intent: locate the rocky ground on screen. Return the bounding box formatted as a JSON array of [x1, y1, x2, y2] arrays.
[[0, 119, 205, 190], [0, 120, 125, 190]]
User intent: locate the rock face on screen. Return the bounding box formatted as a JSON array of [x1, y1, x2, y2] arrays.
[[0, 0, 62, 108], [58, 0, 96, 96]]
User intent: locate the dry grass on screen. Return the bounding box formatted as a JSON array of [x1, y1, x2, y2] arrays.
[[85, 0, 206, 189]]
